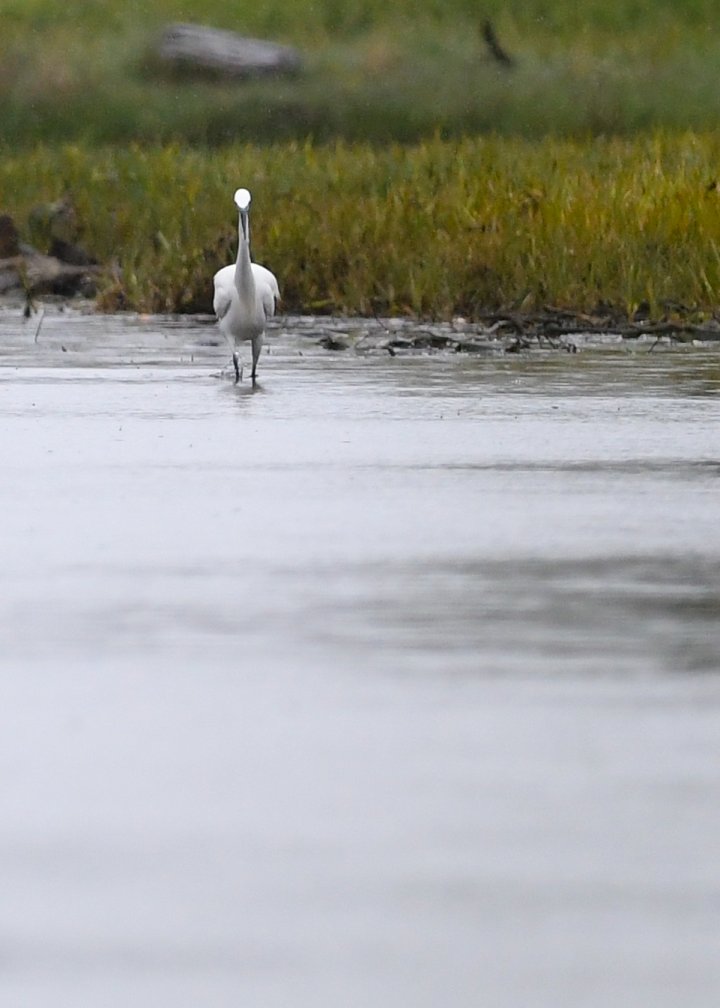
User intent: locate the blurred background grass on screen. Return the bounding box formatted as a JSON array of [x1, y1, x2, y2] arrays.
[[2, 0, 720, 143], [4, 135, 720, 318], [3, 1, 720, 319]]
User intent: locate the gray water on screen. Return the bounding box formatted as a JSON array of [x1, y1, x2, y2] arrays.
[[1, 309, 719, 1007]]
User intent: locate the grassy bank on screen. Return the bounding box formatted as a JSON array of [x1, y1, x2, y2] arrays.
[[2, 1, 720, 142], [3, 134, 720, 320]]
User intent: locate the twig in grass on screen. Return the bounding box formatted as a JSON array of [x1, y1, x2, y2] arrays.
[[484, 319, 516, 336], [480, 20, 515, 68], [372, 311, 392, 335], [34, 309, 45, 343]]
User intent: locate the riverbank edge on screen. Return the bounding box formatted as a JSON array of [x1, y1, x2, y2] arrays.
[[4, 297, 720, 355]]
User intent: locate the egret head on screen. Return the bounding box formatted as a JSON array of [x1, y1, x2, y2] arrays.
[[234, 188, 251, 211], [234, 188, 251, 241]]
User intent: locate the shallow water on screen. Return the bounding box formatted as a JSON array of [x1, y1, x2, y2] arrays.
[[1, 310, 719, 1007]]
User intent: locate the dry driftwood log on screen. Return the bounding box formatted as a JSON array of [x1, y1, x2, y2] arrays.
[[156, 23, 302, 78], [0, 214, 99, 297], [0, 253, 100, 297]]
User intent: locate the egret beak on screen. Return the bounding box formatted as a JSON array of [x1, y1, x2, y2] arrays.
[[239, 209, 249, 243]]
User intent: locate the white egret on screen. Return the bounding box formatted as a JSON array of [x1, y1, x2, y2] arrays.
[[213, 188, 279, 384]]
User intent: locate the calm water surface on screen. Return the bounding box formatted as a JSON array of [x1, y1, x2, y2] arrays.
[[0, 310, 719, 1006]]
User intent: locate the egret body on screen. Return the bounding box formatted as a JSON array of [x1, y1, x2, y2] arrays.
[[213, 188, 279, 383]]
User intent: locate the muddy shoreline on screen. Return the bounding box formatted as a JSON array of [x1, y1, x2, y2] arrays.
[[3, 295, 720, 358], [309, 309, 720, 355]]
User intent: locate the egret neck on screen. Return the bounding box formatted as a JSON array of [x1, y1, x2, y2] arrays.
[[234, 209, 256, 313]]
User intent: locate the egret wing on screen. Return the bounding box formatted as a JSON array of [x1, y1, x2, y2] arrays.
[[252, 263, 280, 318], [213, 265, 235, 320]]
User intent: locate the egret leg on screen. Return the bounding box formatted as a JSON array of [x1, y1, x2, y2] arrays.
[[232, 351, 242, 384], [251, 337, 261, 385]]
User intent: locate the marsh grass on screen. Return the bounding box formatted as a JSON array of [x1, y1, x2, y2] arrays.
[[3, 2, 720, 142], [3, 134, 720, 320]]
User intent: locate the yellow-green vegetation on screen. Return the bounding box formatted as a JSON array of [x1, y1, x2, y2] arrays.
[[2, 1, 720, 142], [2, 134, 720, 319]]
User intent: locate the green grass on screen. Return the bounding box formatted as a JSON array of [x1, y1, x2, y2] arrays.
[[4, 134, 720, 320], [4, 3, 718, 320], [2, 1, 720, 142]]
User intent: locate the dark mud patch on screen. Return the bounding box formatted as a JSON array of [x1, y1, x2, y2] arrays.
[[301, 307, 720, 357]]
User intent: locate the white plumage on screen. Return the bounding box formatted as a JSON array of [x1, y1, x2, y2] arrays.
[[213, 188, 279, 383]]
